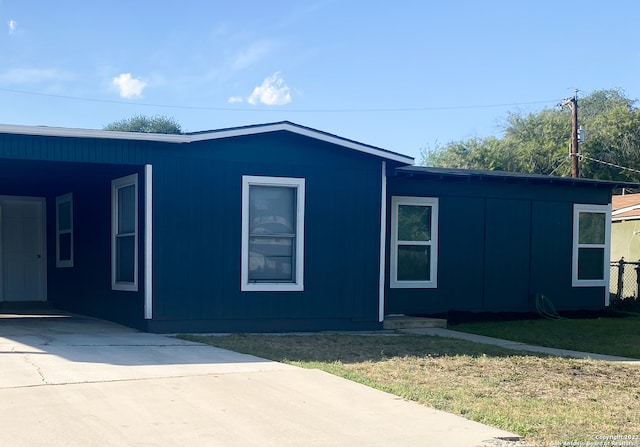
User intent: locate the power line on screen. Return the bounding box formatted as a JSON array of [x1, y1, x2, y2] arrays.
[[548, 156, 570, 176], [579, 154, 640, 175], [0, 87, 561, 114]]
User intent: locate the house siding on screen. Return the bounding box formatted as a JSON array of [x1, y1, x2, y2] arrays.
[[146, 131, 384, 332], [44, 163, 147, 328], [1, 125, 626, 332], [385, 175, 612, 316], [0, 133, 154, 164], [0, 134, 150, 328], [611, 220, 640, 262]]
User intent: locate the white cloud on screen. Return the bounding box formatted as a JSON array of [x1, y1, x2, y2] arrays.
[[247, 72, 291, 106], [8, 19, 17, 35], [228, 96, 243, 104], [112, 73, 147, 98]]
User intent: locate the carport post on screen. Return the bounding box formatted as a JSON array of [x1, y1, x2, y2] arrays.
[[144, 164, 153, 320]]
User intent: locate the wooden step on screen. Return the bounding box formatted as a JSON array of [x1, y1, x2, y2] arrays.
[[383, 315, 447, 330]]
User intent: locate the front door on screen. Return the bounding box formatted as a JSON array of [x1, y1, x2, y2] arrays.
[[0, 197, 46, 302]]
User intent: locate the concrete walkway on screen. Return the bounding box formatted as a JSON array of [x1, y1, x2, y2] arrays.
[[401, 328, 640, 363], [0, 311, 519, 447]]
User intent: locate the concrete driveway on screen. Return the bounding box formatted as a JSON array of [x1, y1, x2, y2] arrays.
[[0, 311, 519, 447]]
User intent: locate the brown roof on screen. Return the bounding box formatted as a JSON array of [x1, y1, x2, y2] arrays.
[[612, 193, 640, 211], [612, 193, 640, 221]]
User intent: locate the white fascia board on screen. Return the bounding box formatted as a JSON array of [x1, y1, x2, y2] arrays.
[[189, 122, 415, 164], [612, 215, 640, 222], [612, 204, 640, 216], [0, 124, 189, 143], [0, 122, 414, 164]]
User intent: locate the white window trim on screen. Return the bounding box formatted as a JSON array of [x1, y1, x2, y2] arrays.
[[111, 174, 138, 292], [241, 175, 305, 292], [390, 196, 439, 289], [55, 193, 73, 268], [572, 203, 611, 291]]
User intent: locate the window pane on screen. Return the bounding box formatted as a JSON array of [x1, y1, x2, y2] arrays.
[[59, 233, 72, 261], [116, 235, 135, 283], [249, 186, 295, 235], [577, 247, 605, 280], [118, 184, 136, 234], [398, 205, 431, 241], [579, 212, 605, 244], [58, 201, 71, 231], [397, 245, 431, 281], [248, 236, 294, 281]]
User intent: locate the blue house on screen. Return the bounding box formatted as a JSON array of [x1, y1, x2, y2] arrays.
[[0, 121, 628, 332]]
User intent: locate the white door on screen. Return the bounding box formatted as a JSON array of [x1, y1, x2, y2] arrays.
[[0, 197, 46, 302]]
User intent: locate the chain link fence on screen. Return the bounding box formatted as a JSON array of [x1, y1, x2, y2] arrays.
[[610, 258, 640, 301]]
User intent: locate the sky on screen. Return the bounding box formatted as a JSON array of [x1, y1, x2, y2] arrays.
[[1, 1, 639, 162]]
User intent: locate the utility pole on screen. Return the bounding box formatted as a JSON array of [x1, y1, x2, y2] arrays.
[[560, 90, 579, 178]]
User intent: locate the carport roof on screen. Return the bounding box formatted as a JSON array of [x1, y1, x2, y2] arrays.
[[395, 166, 638, 189], [0, 121, 414, 165]]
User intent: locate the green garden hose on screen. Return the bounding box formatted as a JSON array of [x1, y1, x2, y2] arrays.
[[535, 294, 565, 320]]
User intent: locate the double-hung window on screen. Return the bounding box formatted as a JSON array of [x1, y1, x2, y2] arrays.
[[572, 204, 611, 287], [55, 193, 73, 268], [390, 196, 439, 288], [112, 174, 138, 291], [241, 176, 305, 291]]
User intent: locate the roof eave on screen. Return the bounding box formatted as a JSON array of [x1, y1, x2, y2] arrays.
[[188, 122, 414, 164], [612, 216, 640, 222], [394, 166, 638, 189], [0, 122, 414, 164], [0, 124, 189, 143]]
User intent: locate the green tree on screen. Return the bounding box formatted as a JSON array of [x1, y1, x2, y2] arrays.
[[422, 89, 640, 181], [423, 136, 510, 171], [103, 115, 182, 134]]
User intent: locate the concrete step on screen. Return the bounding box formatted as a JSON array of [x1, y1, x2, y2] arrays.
[[383, 315, 447, 330]]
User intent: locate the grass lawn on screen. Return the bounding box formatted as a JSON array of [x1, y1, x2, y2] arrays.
[[450, 313, 640, 359], [181, 333, 640, 446]]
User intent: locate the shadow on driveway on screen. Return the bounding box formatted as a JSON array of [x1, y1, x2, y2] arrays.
[[0, 309, 288, 389]]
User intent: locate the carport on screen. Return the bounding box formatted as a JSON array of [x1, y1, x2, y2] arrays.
[[0, 127, 153, 329]]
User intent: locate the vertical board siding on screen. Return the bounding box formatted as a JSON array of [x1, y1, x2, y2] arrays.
[[0, 133, 157, 328], [482, 199, 531, 311], [1, 129, 616, 331], [148, 132, 382, 331], [0, 133, 154, 165], [0, 158, 146, 327], [44, 163, 147, 328], [530, 201, 605, 310], [436, 197, 485, 311], [386, 176, 613, 316]]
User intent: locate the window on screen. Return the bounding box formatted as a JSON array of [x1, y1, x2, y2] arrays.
[[241, 176, 305, 291], [112, 174, 138, 291], [56, 193, 73, 268], [390, 196, 438, 288], [572, 204, 611, 287]]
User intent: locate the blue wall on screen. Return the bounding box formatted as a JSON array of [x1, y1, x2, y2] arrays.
[[385, 174, 612, 316], [44, 163, 146, 328], [1, 131, 386, 332], [0, 134, 149, 328], [1, 130, 618, 331], [146, 131, 384, 332]]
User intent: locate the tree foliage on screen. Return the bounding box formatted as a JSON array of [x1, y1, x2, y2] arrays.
[[422, 89, 640, 182], [103, 115, 182, 134]]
